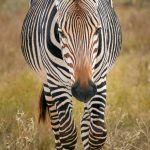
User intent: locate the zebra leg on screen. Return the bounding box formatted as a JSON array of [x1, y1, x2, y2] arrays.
[[88, 77, 107, 149], [51, 86, 77, 150], [43, 84, 63, 150], [81, 106, 90, 150]]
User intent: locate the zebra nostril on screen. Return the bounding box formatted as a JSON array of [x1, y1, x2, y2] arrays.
[[72, 80, 79, 88], [71, 81, 80, 98], [88, 80, 97, 94]]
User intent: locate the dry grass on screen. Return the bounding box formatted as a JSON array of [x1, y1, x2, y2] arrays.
[[0, 0, 150, 149]]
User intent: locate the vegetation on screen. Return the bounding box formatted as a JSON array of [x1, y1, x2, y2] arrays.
[[0, 0, 150, 149]]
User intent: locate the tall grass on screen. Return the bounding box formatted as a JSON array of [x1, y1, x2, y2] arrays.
[[0, 0, 150, 149]]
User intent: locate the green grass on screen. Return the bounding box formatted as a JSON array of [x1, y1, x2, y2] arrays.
[[0, 0, 150, 149]]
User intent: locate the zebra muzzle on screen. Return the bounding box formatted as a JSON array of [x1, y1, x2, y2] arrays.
[[71, 80, 97, 102]]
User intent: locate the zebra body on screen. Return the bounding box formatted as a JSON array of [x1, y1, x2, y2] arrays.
[[21, 0, 122, 149]]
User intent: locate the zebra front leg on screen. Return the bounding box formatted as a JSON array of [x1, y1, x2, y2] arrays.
[[51, 86, 77, 150], [43, 84, 63, 150], [88, 77, 107, 149], [81, 101, 107, 150], [81, 106, 90, 150]]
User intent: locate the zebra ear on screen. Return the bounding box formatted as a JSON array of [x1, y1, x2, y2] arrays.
[[108, 0, 113, 8], [55, 0, 62, 9], [93, 0, 113, 8], [92, 0, 99, 8]]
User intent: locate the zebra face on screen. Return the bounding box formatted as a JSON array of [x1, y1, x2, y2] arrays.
[[56, 0, 101, 102]]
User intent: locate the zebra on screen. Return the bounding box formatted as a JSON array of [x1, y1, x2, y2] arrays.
[[21, 0, 122, 149]]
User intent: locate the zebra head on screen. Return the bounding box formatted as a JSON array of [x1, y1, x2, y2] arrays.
[[55, 0, 101, 102]]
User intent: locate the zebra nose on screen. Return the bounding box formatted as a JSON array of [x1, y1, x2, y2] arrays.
[[71, 80, 97, 102]]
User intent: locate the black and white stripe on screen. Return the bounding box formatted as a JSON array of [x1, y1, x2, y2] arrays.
[[21, 0, 122, 149]]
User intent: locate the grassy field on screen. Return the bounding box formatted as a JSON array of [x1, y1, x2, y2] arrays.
[[0, 0, 150, 149]]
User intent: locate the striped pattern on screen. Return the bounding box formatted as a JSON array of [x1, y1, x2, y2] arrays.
[[21, 0, 122, 149]]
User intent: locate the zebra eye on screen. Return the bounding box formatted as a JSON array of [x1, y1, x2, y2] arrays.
[[95, 27, 101, 35], [58, 28, 66, 38]]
